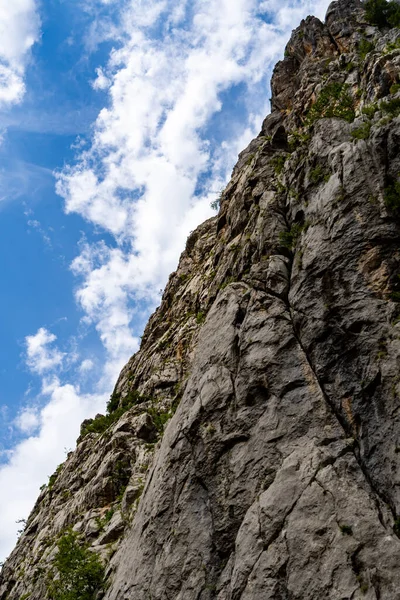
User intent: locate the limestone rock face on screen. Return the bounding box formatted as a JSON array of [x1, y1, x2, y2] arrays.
[[3, 1, 400, 598]]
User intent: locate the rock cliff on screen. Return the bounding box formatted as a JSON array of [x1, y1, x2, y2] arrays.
[[2, 0, 400, 598]]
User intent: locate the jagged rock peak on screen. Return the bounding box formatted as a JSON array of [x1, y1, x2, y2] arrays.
[[2, 0, 400, 598]]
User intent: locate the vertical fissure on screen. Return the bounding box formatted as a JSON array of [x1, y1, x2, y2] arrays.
[[277, 207, 398, 531]]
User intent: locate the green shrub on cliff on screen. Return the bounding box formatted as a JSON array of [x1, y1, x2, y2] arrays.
[[306, 83, 355, 125], [358, 38, 375, 59], [46, 530, 104, 600], [381, 97, 400, 117], [364, 0, 400, 27], [384, 178, 400, 211], [351, 122, 372, 139], [80, 389, 149, 438], [279, 223, 304, 250], [365, 0, 391, 26]]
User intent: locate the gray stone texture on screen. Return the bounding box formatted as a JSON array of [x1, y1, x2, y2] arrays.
[[2, 0, 400, 598]]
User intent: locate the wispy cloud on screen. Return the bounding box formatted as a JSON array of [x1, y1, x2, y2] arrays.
[[0, 0, 332, 562], [27, 219, 52, 248], [0, 159, 53, 206]]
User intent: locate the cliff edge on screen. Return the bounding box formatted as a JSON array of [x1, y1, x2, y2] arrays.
[[2, 0, 400, 598]]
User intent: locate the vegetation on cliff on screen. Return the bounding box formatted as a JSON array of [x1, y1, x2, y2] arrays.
[[364, 0, 400, 27], [46, 530, 104, 600], [3, 1, 400, 598]]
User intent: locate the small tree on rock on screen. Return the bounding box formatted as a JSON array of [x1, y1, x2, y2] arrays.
[[46, 530, 104, 600]]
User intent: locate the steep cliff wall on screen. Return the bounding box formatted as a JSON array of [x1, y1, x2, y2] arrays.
[[2, 0, 400, 598]]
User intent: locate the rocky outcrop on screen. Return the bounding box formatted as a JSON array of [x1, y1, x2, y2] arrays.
[[3, 0, 400, 598]]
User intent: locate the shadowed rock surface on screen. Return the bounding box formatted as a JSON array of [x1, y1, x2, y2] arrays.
[[2, 0, 400, 598]]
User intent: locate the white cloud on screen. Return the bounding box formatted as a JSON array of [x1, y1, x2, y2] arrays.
[[14, 407, 40, 434], [25, 328, 65, 375], [92, 67, 111, 90], [79, 358, 95, 373], [0, 0, 333, 562], [0, 0, 40, 106], [57, 0, 335, 362], [0, 161, 53, 207], [0, 380, 106, 561]]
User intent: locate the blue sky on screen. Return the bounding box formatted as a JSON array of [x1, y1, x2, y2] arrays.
[[0, 1, 114, 445], [0, 0, 332, 561]]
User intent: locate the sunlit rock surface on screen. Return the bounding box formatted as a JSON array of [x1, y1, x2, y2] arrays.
[[2, 1, 400, 598]]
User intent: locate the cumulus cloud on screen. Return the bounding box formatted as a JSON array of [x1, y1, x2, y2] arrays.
[[0, 380, 106, 561], [0, 0, 40, 106], [25, 328, 65, 375], [14, 407, 40, 434], [0, 0, 333, 562], [79, 358, 95, 373], [57, 0, 331, 364]]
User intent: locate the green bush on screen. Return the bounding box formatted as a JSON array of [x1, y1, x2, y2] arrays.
[[309, 165, 330, 184], [344, 61, 356, 72], [387, 1, 400, 26], [306, 83, 355, 125], [210, 190, 224, 211], [279, 223, 304, 250], [48, 463, 64, 490], [364, 0, 400, 27], [106, 388, 146, 414], [147, 405, 173, 433], [362, 103, 379, 117], [196, 311, 206, 324], [80, 389, 149, 438], [381, 97, 400, 117], [288, 130, 311, 151], [46, 530, 104, 600], [351, 122, 372, 139], [95, 508, 114, 532], [210, 198, 220, 211], [106, 390, 121, 414], [340, 524, 353, 535], [384, 178, 400, 211], [385, 38, 400, 53], [358, 38, 375, 59], [271, 154, 287, 175], [364, 0, 389, 26], [111, 460, 131, 498]]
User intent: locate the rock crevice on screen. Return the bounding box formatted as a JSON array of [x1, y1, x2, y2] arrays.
[[2, 0, 400, 598]]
